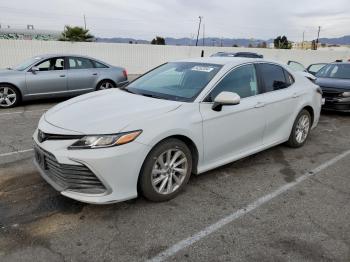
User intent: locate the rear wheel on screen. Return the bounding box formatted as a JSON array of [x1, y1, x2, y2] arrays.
[[139, 138, 192, 202], [0, 85, 20, 108], [96, 80, 115, 91], [287, 109, 311, 148]]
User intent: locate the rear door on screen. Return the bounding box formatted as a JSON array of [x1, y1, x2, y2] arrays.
[[256, 63, 299, 146], [67, 56, 98, 93], [25, 57, 68, 96]]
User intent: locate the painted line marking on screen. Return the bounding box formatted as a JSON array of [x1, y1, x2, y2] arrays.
[[0, 149, 33, 158], [147, 149, 350, 262], [0, 109, 48, 116]]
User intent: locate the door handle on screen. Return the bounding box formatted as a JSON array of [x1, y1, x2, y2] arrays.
[[92, 73, 98, 76], [59, 75, 66, 77], [293, 93, 300, 98], [254, 102, 265, 108]]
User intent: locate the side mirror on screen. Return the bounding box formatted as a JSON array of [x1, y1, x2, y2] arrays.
[[31, 66, 39, 74], [212, 91, 240, 111]]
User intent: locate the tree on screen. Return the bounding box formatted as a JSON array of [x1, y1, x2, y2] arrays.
[[60, 26, 94, 42], [273, 35, 292, 49], [248, 43, 254, 48], [261, 42, 267, 48], [151, 36, 166, 45]]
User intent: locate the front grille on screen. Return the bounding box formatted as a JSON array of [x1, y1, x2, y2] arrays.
[[34, 144, 107, 194], [38, 130, 84, 143]]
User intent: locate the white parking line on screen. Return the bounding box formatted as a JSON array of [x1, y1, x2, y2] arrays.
[[0, 108, 48, 116], [147, 149, 350, 262], [0, 149, 33, 158]]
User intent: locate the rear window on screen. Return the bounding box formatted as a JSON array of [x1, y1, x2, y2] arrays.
[[92, 60, 108, 68], [258, 63, 290, 92]]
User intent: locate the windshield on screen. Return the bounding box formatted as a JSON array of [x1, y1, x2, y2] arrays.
[[12, 57, 42, 71], [316, 64, 350, 79], [127, 62, 222, 102]]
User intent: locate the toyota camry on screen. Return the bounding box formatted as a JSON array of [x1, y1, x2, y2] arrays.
[[33, 57, 322, 204]]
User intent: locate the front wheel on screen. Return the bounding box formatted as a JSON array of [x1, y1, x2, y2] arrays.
[[139, 138, 192, 202], [287, 109, 311, 148], [0, 85, 20, 108]]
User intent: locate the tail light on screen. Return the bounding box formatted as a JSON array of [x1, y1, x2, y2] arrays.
[[123, 69, 128, 79]]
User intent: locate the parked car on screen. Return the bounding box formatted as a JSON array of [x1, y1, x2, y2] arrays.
[[315, 62, 350, 112], [211, 52, 263, 58], [0, 54, 128, 108], [33, 57, 322, 204], [287, 60, 327, 76]]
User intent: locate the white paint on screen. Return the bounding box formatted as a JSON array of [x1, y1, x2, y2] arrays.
[[0, 40, 349, 74], [0, 108, 48, 116], [0, 149, 33, 158], [147, 149, 350, 262]]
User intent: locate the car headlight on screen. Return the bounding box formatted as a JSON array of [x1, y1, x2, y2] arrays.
[[342, 92, 350, 97], [68, 130, 142, 150]]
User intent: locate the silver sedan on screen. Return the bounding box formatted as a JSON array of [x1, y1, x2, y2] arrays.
[[0, 54, 128, 108]]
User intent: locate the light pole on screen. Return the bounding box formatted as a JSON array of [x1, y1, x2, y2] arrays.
[[195, 16, 203, 46]]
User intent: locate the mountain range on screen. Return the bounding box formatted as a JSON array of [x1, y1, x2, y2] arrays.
[[96, 35, 350, 47]]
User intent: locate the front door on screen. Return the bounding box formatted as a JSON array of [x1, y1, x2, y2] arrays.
[[25, 57, 68, 96], [200, 64, 266, 169]]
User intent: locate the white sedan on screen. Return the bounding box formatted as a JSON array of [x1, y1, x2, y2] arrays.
[[33, 57, 322, 204]]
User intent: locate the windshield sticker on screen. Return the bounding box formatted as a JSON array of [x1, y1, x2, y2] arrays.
[[191, 66, 215, 72]]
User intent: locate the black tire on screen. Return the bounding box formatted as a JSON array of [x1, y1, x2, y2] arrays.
[[139, 138, 192, 202], [286, 109, 311, 148], [0, 84, 20, 108], [96, 80, 115, 91]]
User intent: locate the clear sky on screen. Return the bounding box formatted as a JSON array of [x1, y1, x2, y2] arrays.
[[0, 0, 349, 41]]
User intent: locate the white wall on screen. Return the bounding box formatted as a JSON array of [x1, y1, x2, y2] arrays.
[[1, 39, 349, 74]]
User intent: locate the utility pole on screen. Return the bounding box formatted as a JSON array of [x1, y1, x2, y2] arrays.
[[202, 22, 205, 46], [316, 26, 321, 50], [83, 14, 87, 30], [195, 16, 203, 46], [302, 31, 305, 49]]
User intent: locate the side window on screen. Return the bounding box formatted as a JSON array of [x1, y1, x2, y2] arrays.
[[36, 58, 64, 71], [259, 64, 289, 92], [208, 64, 258, 101], [68, 57, 94, 69], [93, 60, 108, 68]]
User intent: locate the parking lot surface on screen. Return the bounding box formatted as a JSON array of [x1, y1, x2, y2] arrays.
[[0, 95, 349, 261]]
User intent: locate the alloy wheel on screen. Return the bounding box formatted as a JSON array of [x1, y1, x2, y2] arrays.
[[295, 114, 310, 144], [0, 87, 17, 107], [151, 148, 188, 195]]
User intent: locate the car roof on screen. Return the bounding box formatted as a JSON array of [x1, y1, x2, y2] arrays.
[[34, 53, 98, 60], [173, 57, 270, 67]]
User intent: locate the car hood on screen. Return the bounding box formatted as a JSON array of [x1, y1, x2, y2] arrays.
[[316, 77, 350, 91], [44, 89, 182, 134], [0, 69, 22, 77]]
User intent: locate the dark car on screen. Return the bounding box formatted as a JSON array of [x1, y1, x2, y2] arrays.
[[211, 52, 263, 58], [315, 62, 350, 112]]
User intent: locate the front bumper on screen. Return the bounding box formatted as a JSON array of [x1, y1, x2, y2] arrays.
[[33, 129, 151, 204]]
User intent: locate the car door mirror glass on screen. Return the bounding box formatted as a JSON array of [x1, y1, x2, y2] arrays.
[[212, 91, 240, 111]]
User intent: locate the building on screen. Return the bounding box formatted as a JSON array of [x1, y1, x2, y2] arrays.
[[0, 25, 61, 40]]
